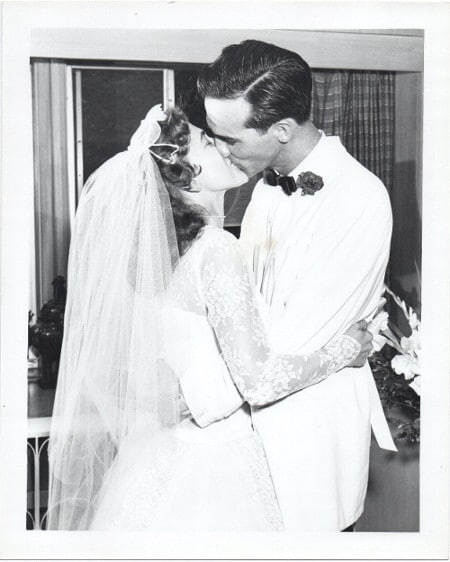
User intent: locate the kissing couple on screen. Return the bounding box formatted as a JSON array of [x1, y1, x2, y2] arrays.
[[48, 39, 396, 533]]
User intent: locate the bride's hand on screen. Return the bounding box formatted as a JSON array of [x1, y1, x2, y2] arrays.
[[344, 320, 374, 368]]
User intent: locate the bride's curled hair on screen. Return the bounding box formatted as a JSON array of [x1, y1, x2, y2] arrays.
[[153, 107, 206, 255]]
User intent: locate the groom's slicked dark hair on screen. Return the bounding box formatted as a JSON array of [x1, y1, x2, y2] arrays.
[[197, 39, 312, 131]]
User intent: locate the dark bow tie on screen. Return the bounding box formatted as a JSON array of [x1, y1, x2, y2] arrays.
[[263, 168, 298, 196]]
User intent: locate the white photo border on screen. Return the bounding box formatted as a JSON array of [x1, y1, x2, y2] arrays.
[[1, 1, 449, 559]]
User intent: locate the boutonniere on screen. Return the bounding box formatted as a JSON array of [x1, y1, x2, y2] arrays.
[[296, 171, 324, 196], [263, 169, 324, 196]]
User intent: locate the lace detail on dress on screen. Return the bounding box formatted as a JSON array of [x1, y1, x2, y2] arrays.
[[93, 429, 283, 531], [92, 434, 187, 530], [168, 244, 204, 313], [201, 232, 265, 344], [322, 334, 361, 376], [244, 432, 284, 530], [203, 260, 251, 333], [199, 228, 361, 407]]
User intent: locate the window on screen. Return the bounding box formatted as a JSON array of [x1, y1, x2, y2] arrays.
[[70, 65, 174, 207]]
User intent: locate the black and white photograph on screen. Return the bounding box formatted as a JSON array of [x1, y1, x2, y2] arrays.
[[0, 2, 449, 559]]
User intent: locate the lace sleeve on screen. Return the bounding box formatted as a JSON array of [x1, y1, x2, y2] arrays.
[[200, 231, 361, 407]]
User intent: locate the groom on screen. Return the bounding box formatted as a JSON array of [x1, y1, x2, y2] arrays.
[[194, 39, 397, 531]]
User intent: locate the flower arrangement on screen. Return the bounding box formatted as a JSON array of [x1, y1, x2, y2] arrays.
[[373, 286, 421, 395], [370, 286, 421, 445]]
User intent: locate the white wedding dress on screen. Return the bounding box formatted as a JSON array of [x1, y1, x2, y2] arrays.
[[90, 226, 359, 532]]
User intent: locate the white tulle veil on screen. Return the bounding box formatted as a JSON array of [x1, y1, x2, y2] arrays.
[[47, 105, 181, 530]]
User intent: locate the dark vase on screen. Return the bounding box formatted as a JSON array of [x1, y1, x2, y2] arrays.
[[32, 276, 66, 389]]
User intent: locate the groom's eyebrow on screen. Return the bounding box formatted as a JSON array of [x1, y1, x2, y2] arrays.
[[212, 133, 237, 144], [205, 118, 237, 143]]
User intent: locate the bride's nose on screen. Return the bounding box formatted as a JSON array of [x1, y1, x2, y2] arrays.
[[214, 138, 230, 158]]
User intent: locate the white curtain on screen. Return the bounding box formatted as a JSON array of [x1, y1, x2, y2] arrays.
[[32, 60, 71, 312]]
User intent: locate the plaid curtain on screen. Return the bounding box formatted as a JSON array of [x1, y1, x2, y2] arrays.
[[311, 70, 395, 193]]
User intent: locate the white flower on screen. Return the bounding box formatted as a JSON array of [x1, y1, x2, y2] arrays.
[[372, 333, 388, 352], [379, 312, 389, 331], [391, 354, 420, 380], [370, 310, 389, 332], [400, 328, 421, 354], [368, 310, 390, 352], [409, 375, 421, 396], [408, 309, 420, 330]]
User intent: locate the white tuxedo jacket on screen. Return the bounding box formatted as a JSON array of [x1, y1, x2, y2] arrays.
[[238, 132, 396, 530]]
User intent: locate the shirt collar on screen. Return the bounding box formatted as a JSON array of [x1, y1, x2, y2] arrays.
[[287, 131, 344, 178]]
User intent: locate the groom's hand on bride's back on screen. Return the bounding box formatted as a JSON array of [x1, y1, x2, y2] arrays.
[[345, 320, 374, 368]]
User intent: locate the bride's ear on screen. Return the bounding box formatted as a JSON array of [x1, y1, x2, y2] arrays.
[[188, 178, 202, 193], [186, 163, 203, 192], [270, 119, 294, 144]]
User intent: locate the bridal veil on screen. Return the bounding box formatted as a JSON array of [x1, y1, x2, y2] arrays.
[[47, 106, 181, 530]]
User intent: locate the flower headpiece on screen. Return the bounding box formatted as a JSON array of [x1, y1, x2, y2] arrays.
[[128, 104, 179, 165]]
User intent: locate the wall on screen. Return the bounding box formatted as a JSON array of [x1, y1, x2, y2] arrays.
[[30, 28, 423, 71], [391, 72, 423, 313]]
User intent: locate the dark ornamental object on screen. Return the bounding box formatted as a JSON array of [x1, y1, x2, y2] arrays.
[[296, 171, 324, 196], [263, 169, 324, 196], [32, 276, 66, 389]]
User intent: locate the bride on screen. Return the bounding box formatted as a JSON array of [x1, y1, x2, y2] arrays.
[[47, 105, 372, 532]]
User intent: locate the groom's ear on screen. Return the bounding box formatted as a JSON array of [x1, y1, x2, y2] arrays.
[[270, 119, 295, 144]]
